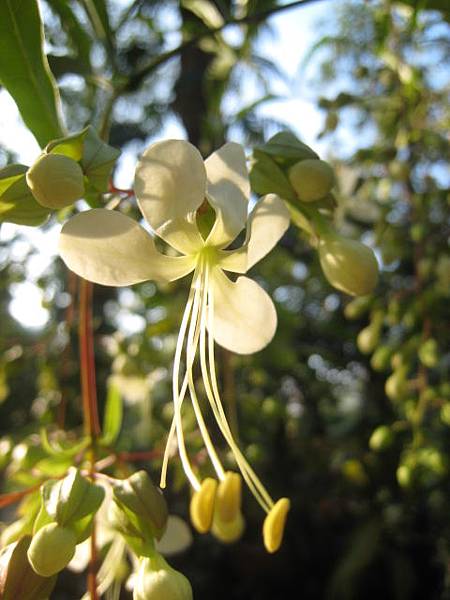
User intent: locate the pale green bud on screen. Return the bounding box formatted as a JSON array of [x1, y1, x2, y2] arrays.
[[370, 345, 393, 372], [357, 324, 380, 355], [385, 368, 408, 401], [26, 153, 84, 209], [318, 234, 379, 296], [27, 523, 77, 577], [133, 554, 192, 600], [288, 159, 335, 203], [418, 338, 438, 368], [369, 425, 394, 451]]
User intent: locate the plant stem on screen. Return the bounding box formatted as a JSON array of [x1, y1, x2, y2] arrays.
[[78, 278, 101, 440], [87, 519, 99, 600]]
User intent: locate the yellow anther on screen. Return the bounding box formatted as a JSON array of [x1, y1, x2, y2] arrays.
[[189, 478, 217, 534], [212, 511, 245, 544], [262, 497, 290, 554], [215, 471, 242, 523]]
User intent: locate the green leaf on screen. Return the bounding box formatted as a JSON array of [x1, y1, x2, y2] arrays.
[[101, 383, 123, 446], [0, 536, 57, 600], [258, 132, 319, 162], [46, 0, 92, 71], [0, 166, 50, 226], [250, 150, 297, 202], [0, 0, 64, 147], [39, 429, 90, 458]]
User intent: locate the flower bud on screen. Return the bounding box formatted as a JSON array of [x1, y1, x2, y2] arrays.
[[318, 234, 379, 296], [133, 554, 192, 600], [288, 159, 335, 203], [369, 425, 394, 451], [418, 338, 438, 368], [262, 497, 290, 554], [27, 523, 77, 577], [370, 345, 392, 372], [356, 324, 380, 355], [385, 367, 408, 401], [26, 153, 84, 209], [189, 478, 217, 534]]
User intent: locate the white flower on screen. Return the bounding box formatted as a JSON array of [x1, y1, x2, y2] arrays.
[[59, 140, 290, 550]]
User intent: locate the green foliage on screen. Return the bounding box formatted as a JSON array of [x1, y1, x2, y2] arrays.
[[0, 0, 64, 146]]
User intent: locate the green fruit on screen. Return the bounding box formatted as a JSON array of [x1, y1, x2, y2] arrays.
[[288, 159, 335, 202], [319, 234, 379, 296], [27, 523, 77, 577], [26, 153, 84, 209]]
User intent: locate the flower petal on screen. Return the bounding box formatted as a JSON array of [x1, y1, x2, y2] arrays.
[[205, 142, 249, 248], [211, 268, 277, 354], [134, 139, 206, 253], [59, 209, 196, 286], [217, 194, 289, 274], [246, 194, 290, 270]]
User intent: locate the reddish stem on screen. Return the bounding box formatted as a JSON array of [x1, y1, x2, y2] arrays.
[[87, 520, 99, 600], [78, 278, 101, 439]]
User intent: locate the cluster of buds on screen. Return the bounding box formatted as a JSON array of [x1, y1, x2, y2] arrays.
[[109, 470, 193, 600], [250, 131, 379, 297]]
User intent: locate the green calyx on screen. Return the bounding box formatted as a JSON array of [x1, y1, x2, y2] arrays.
[[26, 153, 85, 209]]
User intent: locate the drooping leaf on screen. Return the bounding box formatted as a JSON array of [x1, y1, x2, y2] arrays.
[[101, 383, 123, 446], [249, 150, 297, 201], [0, 0, 64, 147]]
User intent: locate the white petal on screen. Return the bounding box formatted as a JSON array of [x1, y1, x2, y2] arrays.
[[134, 139, 205, 253], [156, 516, 193, 556], [211, 268, 277, 354], [246, 194, 290, 270], [216, 194, 290, 275], [59, 209, 196, 286], [205, 142, 249, 247]]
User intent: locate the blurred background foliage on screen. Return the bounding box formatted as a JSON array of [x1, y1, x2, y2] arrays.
[[0, 0, 449, 598]]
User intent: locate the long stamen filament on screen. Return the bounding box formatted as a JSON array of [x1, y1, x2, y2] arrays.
[[161, 259, 226, 489], [171, 271, 201, 491], [199, 265, 274, 513]]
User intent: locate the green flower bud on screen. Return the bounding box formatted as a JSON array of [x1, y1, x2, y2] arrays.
[[344, 296, 372, 320], [288, 159, 335, 203], [418, 338, 438, 368], [370, 345, 393, 372], [27, 523, 77, 577], [133, 554, 192, 600], [26, 153, 84, 209], [318, 234, 379, 296], [357, 324, 380, 355], [385, 368, 408, 402], [369, 425, 394, 451]]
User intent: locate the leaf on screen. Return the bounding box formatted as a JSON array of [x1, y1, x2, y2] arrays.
[[249, 150, 297, 202], [0, 0, 64, 147], [101, 383, 123, 446], [46, 0, 92, 71], [39, 428, 90, 458], [0, 166, 50, 226], [0, 536, 57, 600], [259, 132, 319, 162]]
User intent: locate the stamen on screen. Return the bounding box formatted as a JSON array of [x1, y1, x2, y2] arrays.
[[161, 258, 226, 489], [198, 264, 274, 513], [170, 270, 201, 491]]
